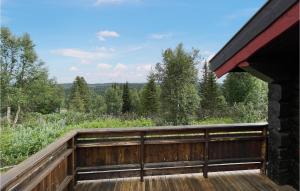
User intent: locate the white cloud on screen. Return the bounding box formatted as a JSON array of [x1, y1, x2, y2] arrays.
[[149, 33, 173, 40], [69, 66, 79, 72], [112, 63, 127, 76], [81, 63, 153, 83], [96, 30, 120, 41], [97, 63, 112, 69], [94, 0, 140, 6], [52, 47, 114, 64], [136, 64, 152, 77]]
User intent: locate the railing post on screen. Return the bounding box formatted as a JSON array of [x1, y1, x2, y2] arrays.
[[140, 132, 145, 182], [203, 129, 209, 178], [67, 136, 76, 191], [261, 126, 267, 175]]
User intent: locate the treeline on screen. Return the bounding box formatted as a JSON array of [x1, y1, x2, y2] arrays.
[[1, 28, 268, 127], [65, 44, 267, 125]]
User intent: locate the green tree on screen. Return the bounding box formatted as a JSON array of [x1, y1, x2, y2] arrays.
[[0, 28, 19, 123], [122, 82, 132, 113], [68, 76, 91, 112], [89, 92, 107, 114], [199, 62, 226, 118], [105, 85, 122, 115], [68, 88, 85, 112], [222, 73, 256, 105], [141, 73, 160, 116], [156, 43, 200, 125], [130, 89, 142, 114], [77, 77, 91, 111], [0, 27, 60, 126], [26, 71, 63, 114], [223, 72, 268, 122]]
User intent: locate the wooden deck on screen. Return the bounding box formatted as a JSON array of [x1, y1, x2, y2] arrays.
[[75, 170, 290, 191]]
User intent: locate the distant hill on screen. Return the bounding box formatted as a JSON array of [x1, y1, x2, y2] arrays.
[[59, 83, 146, 96]]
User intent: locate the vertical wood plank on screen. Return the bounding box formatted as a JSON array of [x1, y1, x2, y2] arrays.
[[203, 129, 209, 178], [260, 127, 267, 175], [67, 137, 75, 191], [140, 132, 145, 182]]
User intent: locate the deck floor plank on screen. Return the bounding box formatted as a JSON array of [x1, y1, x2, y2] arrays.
[[75, 170, 282, 191]]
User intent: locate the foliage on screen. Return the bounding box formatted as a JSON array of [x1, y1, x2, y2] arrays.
[[89, 92, 107, 114], [68, 76, 91, 112], [130, 89, 142, 114], [0, 27, 63, 125], [222, 73, 256, 105], [157, 43, 200, 125], [230, 79, 268, 123], [105, 85, 122, 115], [223, 73, 268, 122], [141, 73, 160, 116], [122, 82, 132, 113], [26, 71, 63, 114], [199, 62, 226, 118]]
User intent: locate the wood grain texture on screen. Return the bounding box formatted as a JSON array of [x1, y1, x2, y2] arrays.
[[75, 170, 283, 191], [76, 124, 267, 181]]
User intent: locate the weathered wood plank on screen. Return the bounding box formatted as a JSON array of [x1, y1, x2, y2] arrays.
[[75, 171, 281, 191]]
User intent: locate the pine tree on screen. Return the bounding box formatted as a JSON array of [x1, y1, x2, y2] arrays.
[[199, 62, 226, 118], [77, 77, 91, 111], [122, 82, 131, 113], [141, 73, 159, 116], [105, 85, 122, 115], [68, 86, 85, 112], [158, 43, 200, 125], [68, 76, 90, 112]]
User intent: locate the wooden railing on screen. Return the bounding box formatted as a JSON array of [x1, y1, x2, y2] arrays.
[[0, 123, 267, 191]]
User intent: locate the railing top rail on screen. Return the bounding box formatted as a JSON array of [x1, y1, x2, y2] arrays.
[[0, 130, 77, 190], [76, 123, 268, 134]]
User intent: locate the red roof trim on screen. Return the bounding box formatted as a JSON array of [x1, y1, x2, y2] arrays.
[[215, 2, 299, 78]]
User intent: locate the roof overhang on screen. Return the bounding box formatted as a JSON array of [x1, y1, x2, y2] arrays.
[[209, 0, 299, 78]]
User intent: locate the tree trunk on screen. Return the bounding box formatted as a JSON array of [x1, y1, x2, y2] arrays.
[[12, 105, 20, 128], [7, 106, 11, 125]]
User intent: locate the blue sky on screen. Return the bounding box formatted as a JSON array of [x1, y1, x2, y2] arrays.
[[1, 0, 265, 83]]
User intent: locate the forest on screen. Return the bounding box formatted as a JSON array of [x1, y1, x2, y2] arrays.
[[0, 28, 268, 171]]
